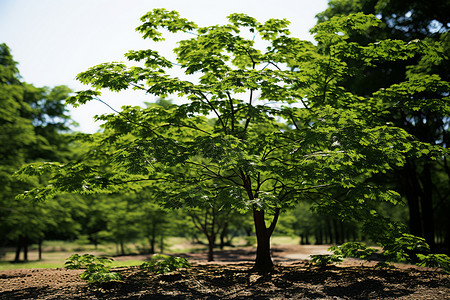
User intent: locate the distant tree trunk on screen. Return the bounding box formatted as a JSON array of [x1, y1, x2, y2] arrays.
[[120, 241, 125, 255], [159, 233, 164, 253], [38, 240, 43, 261], [421, 162, 436, 250], [220, 222, 228, 250], [326, 218, 333, 244], [23, 237, 28, 261], [445, 222, 450, 255], [402, 164, 423, 237], [333, 219, 341, 244], [341, 222, 347, 243], [315, 229, 323, 245], [149, 221, 157, 254], [149, 236, 155, 254], [14, 238, 22, 262]]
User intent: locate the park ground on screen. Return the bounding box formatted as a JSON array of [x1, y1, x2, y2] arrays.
[[0, 239, 449, 299]]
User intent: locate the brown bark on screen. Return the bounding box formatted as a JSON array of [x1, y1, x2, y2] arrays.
[[252, 208, 274, 272], [207, 235, 216, 262]]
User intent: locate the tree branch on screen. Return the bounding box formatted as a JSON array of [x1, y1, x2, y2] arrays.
[[197, 91, 227, 133]]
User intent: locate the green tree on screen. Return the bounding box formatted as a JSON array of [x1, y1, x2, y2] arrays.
[[95, 194, 142, 255], [18, 10, 448, 271], [0, 43, 74, 260], [316, 0, 450, 251]]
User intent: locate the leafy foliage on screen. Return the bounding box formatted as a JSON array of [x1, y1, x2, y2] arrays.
[[79, 264, 122, 284], [326, 237, 450, 274], [309, 254, 343, 267], [140, 254, 191, 274], [329, 242, 378, 260], [382, 233, 430, 262], [64, 254, 121, 284], [315, 0, 450, 252], [417, 254, 450, 274], [64, 254, 113, 270]]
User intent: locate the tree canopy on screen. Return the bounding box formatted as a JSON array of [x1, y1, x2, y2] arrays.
[[16, 9, 449, 271]]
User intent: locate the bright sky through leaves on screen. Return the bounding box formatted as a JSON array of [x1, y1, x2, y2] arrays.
[[0, 0, 328, 133]]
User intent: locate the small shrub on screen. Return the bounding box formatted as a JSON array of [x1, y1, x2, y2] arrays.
[[64, 254, 113, 270], [329, 242, 378, 260], [80, 263, 121, 284], [140, 254, 191, 274], [309, 254, 343, 267], [64, 254, 120, 284], [417, 253, 450, 274], [382, 234, 430, 262]]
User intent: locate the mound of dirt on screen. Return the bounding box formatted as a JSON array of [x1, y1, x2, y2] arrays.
[[1, 245, 449, 299]]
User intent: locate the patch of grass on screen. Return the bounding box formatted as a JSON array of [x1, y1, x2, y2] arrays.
[[0, 261, 63, 270], [271, 236, 300, 245]]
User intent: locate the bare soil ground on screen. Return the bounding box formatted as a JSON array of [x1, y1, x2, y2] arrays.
[[1, 245, 449, 299]]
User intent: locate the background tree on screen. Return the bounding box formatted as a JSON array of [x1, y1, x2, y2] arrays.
[[0, 43, 74, 260], [315, 0, 450, 251]]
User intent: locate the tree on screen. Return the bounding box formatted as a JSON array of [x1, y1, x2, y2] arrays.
[[18, 10, 448, 271], [0, 43, 74, 260], [315, 0, 450, 251], [184, 197, 233, 262]]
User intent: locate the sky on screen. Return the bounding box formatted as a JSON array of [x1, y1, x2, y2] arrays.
[[0, 0, 329, 133]]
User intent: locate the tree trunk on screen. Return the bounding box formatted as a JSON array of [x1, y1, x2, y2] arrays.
[[333, 219, 341, 244], [420, 162, 436, 250], [14, 239, 21, 262], [160, 233, 164, 253], [252, 208, 273, 272], [220, 222, 228, 250], [149, 221, 156, 254], [326, 218, 333, 244], [23, 238, 28, 262], [315, 228, 322, 245], [402, 163, 423, 237], [149, 236, 155, 254], [120, 241, 125, 255], [38, 240, 43, 261], [207, 235, 215, 262], [445, 221, 450, 255]]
